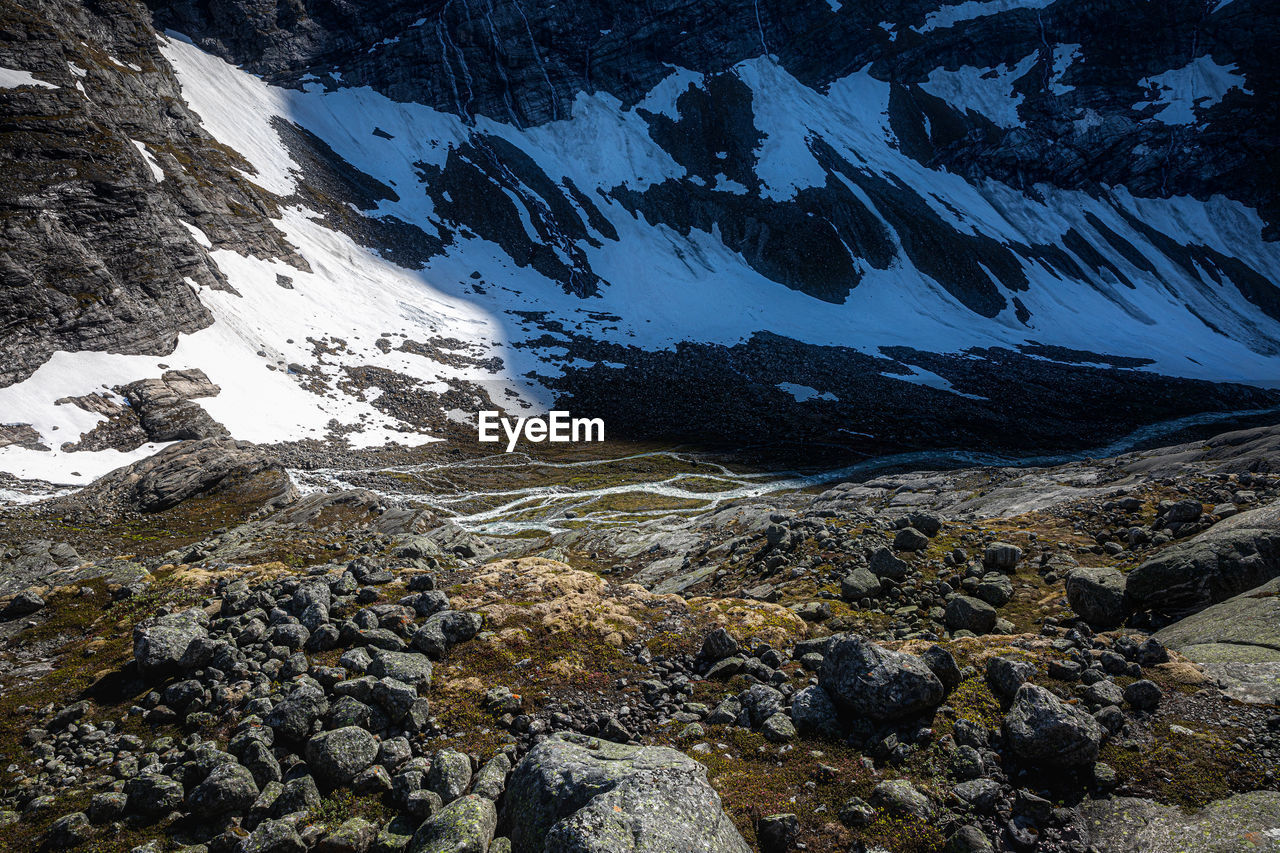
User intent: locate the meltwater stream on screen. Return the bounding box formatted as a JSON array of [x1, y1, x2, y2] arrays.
[[291, 406, 1278, 535]]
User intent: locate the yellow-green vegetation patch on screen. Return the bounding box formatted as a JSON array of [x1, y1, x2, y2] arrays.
[[661, 725, 943, 853], [1099, 718, 1267, 809], [935, 676, 1004, 738], [306, 788, 393, 831]]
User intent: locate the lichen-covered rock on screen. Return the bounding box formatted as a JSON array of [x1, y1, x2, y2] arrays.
[[1082, 790, 1280, 853], [306, 726, 378, 787], [1003, 684, 1103, 768], [133, 609, 208, 680], [408, 794, 496, 853], [187, 762, 259, 817], [426, 749, 473, 805], [1066, 566, 1129, 629], [411, 611, 483, 658], [316, 817, 379, 853], [819, 634, 943, 721], [368, 650, 433, 690], [840, 567, 881, 601], [503, 733, 750, 853], [789, 685, 840, 737]]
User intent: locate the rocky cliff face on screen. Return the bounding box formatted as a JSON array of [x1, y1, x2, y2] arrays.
[[151, 0, 1278, 233], [0, 0, 299, 387]]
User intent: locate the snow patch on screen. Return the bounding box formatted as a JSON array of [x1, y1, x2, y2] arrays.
[[916, 0, 1055, 33], [920, 52, 1039, 128], [1050, 44, 1081, 95], [1135, 56, 1251, 125], [776, 383, 838, 402], [0, 66, 56, 89], [882, 366, 987, 400], [131, 139, 165, 181]]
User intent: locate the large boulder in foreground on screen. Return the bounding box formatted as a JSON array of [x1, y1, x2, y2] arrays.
[[79, 438, 297, 513], [1003, 684, 1103, 768], [819, 634, 944, 721], [1126, 499, 1280, 623], [503, 733, 750, 853], [1082, 790, 1280, 853]]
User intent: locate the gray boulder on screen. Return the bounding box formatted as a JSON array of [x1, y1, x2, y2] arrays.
[[894, 527, 930, 552], [870, 779, 934, 820], [188, 763, 258, 817], [869, 547, 909, 581], [819, 634, 944, 721], [983, 542, 1022, 571], [1127, 499, 1280, 621], [124, 773, 183, 817], [408, 794, 496, 853], [840, 567, 881, 601], [503, 733, 750, 853], [945, 596, 997, 634], [426, 749, 473, 804], [133, 609, 208, 680], [2, 589, 46, 619], [412, 611, 483, 658], [244, 819, 308, 853], [306, 727, 379, 787], [267, 684, 329, 742], [1003, 684, 1103, 767], [700, 627, 739, 661], [789, 685, 840, 737], [368, 650, 434, 690], [1066, 566, 1129, 629], [975, 574, 1014, 607], [1155, 574, 1280, 704], [84, 438, 297, 513]]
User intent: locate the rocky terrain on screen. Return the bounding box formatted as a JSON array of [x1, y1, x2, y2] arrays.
[[0, 424, 1277, 852], [3, 0, 1280, 849]]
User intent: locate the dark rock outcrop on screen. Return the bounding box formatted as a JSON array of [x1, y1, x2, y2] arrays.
[[1127, 499, 1280, 623], [0, 0, 300, 388], [75, 438, 297, 513]]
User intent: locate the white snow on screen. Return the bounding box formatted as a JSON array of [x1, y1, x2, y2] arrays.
[[916, 0, 1055, 33], [920, 52, 1039, 128], [776, 383, 838, 402], [882, 366, 987, 400], [1135, 56, 1251, 125], [0, 66, 56, 89], [4, 34, 1280, 488], [180, 220, 212, 247], [131, 140, 165, 181], [1050, 44, 1081, 95]]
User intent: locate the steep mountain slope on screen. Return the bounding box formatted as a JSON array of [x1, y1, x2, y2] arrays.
[[2, 0, 1279, 486]]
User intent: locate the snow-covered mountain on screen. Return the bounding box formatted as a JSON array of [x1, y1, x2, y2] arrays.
[[2, 0, 1279, 485]]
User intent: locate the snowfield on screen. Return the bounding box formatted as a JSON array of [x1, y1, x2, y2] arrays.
[[2, 32, 1279, 487]]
